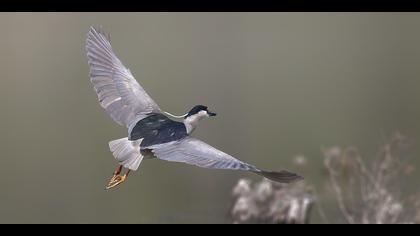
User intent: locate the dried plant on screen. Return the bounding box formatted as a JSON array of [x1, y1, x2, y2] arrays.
[[323, 132, 417, 224], [229, 132, 420, 224], [230, 178, 315, 224]]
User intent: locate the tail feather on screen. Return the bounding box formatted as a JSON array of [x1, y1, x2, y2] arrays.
[[109, 137, 143, 171], [255, 170, 304, 183]]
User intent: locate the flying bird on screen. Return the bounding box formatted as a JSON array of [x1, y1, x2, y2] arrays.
[[85, 26, 303, 189]]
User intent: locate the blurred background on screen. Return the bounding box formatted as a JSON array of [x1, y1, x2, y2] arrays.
[[0, 12, 420, 223]]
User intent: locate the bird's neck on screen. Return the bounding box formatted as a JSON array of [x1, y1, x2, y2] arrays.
[[183, 113, 206, 134]]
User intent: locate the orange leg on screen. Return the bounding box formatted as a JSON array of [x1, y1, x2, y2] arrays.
[[114, 165, 123, 176]]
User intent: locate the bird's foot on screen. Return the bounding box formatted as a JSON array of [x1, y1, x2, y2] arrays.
[[106, 174, 127, 190]]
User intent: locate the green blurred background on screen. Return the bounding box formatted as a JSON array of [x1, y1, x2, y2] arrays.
[[0, 12, 419, 223]]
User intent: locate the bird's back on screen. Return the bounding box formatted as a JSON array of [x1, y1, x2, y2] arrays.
[[129, 114, 188, 147]]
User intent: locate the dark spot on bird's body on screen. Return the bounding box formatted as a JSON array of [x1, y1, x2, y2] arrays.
[[129, 113, 188, 147]]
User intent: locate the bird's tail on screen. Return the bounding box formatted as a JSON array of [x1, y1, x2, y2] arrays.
[[254, 170, 304, 183], [109, 137, 144, 171]]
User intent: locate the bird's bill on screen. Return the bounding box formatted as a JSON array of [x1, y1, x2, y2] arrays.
[[207, 111, 217, 117]]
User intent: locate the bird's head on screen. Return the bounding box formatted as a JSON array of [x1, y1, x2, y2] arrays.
[[185, 105, 217, 118], [183, 105, 216, 134]]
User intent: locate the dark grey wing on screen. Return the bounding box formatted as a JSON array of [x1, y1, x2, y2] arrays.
[[149, 137, 303, 183], [86, 26, 162, 128]]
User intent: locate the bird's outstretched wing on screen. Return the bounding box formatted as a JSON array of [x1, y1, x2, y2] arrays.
[[148, 137, 303, 183], [86, 26, 162, 128]]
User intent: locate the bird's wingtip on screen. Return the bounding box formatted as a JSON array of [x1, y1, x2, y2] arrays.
[[87, 25, 111, 42], [257, 170, 304, 184]]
